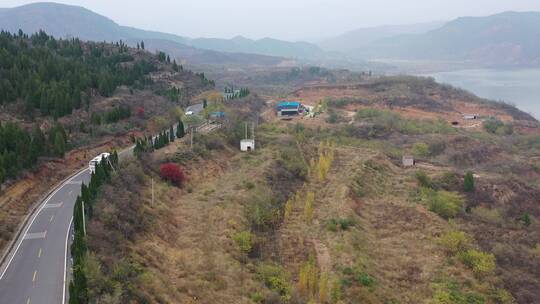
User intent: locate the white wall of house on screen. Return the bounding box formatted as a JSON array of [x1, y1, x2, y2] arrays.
[[241, 139, 255, 151]]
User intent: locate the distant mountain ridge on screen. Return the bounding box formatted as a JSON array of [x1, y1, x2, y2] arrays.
[[1, 3, 538, 68], [0, 2, 321, 64], [346, 11, 540, 66], [319, 21, 445, 51], [189, 36, 324, 58]]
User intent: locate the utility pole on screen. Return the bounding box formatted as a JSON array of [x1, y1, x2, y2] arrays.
[[81, 201, 86, 236], [151, 177, 154, 207], [244, 122, 248, 139], [190, 128, 194, 150]]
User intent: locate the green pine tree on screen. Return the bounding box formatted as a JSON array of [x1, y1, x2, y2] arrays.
[[464, 171, 475, 192], [521, 213, 531, 227]]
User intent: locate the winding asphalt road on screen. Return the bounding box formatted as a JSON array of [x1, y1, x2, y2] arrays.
[[0, 169, 91, 304], [0, 117, 207, 304]]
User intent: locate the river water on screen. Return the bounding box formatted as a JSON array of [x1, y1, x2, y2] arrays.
[[425, 68, 540, 119]]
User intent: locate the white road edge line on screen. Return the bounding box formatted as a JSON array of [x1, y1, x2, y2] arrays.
[[62, 216, 73, 304], [0, 169, 87, 281]]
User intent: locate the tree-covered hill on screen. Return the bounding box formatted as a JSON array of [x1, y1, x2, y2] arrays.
[[0, 29, 213, 187], [0, 30, 155, 119], [0, 2, 289, 67]]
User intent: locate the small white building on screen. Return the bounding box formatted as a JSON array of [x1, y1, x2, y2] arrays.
[[240, 139, 255, 152], [463, 114, 479, 120], [402, 155, 415, 167]]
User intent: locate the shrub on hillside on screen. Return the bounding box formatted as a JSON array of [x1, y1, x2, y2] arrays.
[[416, 170, 434, 189], [520, 213, 532, 227], [159, 163, 185, 187], [232, 231, 254, 254], [483, 117, 513, 135], [412, 142, 430, 157], [326, 109, 341, 124], [325, 218, 355, 232], [436, 171, 460, 190], [428, 140, 447, 156], [464, 171, 475, 192], [428, 190, 464, 219], [431, 282, 487, 304], [459, 249, 496, 276], [471, 207, 502, 224], [278, 146, 308, 179], [438, 231, 471, 255], [257, 264, 291, 300], [246, 195, 282, 232]]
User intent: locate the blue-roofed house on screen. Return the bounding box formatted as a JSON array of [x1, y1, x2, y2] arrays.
[[209, 111, 226, 122], [277, 101, 302, 118]]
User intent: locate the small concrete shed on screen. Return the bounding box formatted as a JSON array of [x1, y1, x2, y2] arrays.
[[402, 155, 415, 167], [240, 139, 255, 152]]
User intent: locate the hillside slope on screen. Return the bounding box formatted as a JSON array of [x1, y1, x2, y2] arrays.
[[83, 84, 539, 303]]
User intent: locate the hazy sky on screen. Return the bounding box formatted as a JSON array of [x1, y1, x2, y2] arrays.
[[2, 0, 540, 40]]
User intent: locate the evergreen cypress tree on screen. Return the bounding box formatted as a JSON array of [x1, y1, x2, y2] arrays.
[[134, 139, 142, 156], [141, 41, 145, 49], [0, 155, 5, 184], [176, 120, 185, 138], [170, 126, 175, 142], [112, 150, 119, 165], [30, 124, 46, 161], [88, 172, 97, 200], [53, 132, 65, 157], [81, 184, 90, 207], [101, 158, 111, 182], [464, 171, 474, 192]]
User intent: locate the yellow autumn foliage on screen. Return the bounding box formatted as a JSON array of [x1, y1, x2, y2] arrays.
[[311, 141, 335, 182], [298, 258, 319, 299], [304, 191, 315, 224]]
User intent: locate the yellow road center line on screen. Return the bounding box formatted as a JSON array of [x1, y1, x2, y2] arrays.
[[38, 248, 42, 258], [32, 270, 37, 282]]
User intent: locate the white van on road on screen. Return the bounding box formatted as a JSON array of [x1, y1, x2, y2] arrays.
[[89, 152, 110, 173]]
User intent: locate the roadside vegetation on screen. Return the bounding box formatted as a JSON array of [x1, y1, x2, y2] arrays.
[[0, 122, 67, 183], [0, 29, 214, 270]]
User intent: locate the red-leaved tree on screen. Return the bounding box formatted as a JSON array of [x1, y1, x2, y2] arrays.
[[160, 163, 185, 187], [136, 107, 145, 118]]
